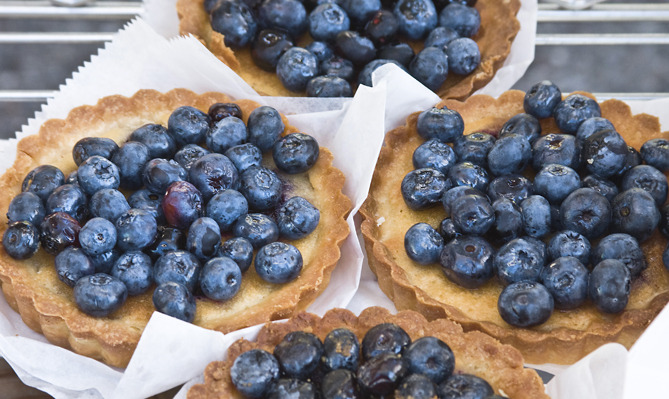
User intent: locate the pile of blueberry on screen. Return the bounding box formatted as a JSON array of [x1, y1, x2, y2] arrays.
[[402, 80, 669, 328], [2, 102, 322, 323], [205, 0, 481, 96], [230, 322, 502, 398]]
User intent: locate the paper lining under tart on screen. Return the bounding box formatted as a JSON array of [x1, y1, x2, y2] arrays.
[[187, 306, 549, 399], [360, 90, 669, 365], [175, 0, 520, 99], [0, 89, 351, 368]]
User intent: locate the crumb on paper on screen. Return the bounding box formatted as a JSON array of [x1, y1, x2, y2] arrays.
[[376, 217, 385, 226]]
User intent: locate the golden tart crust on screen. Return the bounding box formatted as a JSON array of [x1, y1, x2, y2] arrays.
[[360, 90, 669, 365], [0, 89, 351, 368], [175, 0, 521, 99], [187, 307, 549, 398]]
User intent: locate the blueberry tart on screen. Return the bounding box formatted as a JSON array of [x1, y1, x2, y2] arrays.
[[176, 0, 520, 99], [187, 307, 548, 398], [361, 89, 669, 364], [0, 89, 350, 367]]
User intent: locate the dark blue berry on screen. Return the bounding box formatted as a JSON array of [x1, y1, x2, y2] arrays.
[[273, 133, 319, 174], [339, 0, 381, 26], [225, 143, 262, 173], [111, 141, 151, 190], [257, 0, 307, 38], [395, 374, 437, 399], [441, 185, 485, 216], [498, 280, 553, 327], [362, 322, 411, 359], [358, 59, 406, 88], [440, 235, 494, 288], [611, 188, 660, 242], [553, 94, 601, 134], [230, 349, 280, 398], [206, 116, 247, 153], [46, 184, 88, 223], [89, 249, 121, 274], [487, 174, 531, 204], [533, 164, 581, 204], [238, 166, 282, 211], [357, 353, 409, 396], [413, 138, 457, 175], [90, 188, 130, 223], [589, 259, 631, 313], [499, 113, 541, 145], [322, 328, 360, 372], [274, 331, 323, 379], [7, 192, 45, 226], [401, 168, 450, 210], [582, 129, 629, 179], [309, 3, 350, 42], [437, 373, 493, 399], [424, 26, 458, 50], [206, 189, 248, 232], [575, 117, 615, 143], [254, 241, 302, 283], [439, 3, 480, 37], [490, 198, 523, 244], [152, 281, 196, 322], [247, 106, 285, 152], [266, 379, 317, 399], [409, 47, 449, 91], [453, 132, 495, 168], [210, 0, 258, 48], [494, 237, 545, 286], [79, 217, 117, 256], [416, 106, 464, 143], [277, 196, 320, 240], [447, 161, 489, 192], [613, 145, 642, 182], [129, 123, 176, 159], [445, 37, 480, 75], [582, 174, 618, 203], [143, 158, 187, 195], [660, 203, 669, 239], [251, 29, 294, 71], [394, 0, 438, 40], [148, 227, 185, 260], [404, 222, 444, 264], [320, 55, 356, 81], [277, 47, 319, 92], [640, 138, 669, 172], [451, 194, 495, 235], [305, 41, 334, 63], [188, 153, 239, 201], [111, 251, 153, 296], [524, 80, 561, 119], [548, 230, 591, 265], [405, 336, 454, 384], [621, 165, 668, 207], [208, 102, 242, 125], [532, 133, 580, 171], [487, 133, 532, 176], [307, 76, 353, 97], [154, 250, 201, 291], [199, 256, 242, 301], [321, 369, 359, 398], [74, 273, 127, 317], [520, 195, 551, 238], [115, 208, 158, 252], [2, 221, 39, 259], [72, 137, 118, 167], [55, 246, 94, 287], [167, 106, 210, 147], [233, 213, 279, 248], [187, 217, 221, 261], [560, 188, 611, 239], [592, 233, 646, 278], [377, 43, 415, 67], [128, 189, 164, 224], [39, 212, 81, 255], [365, 9, 399, 46], [77, 155, 120, 196], [335, 31, 377, 66], [540, 256, 589, 310], [22, 165, 65, 202], [217, 237, 254, 273], [173, 144, 211, 171]]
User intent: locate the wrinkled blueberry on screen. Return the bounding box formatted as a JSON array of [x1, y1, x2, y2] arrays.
[[309, 3, 350, 42], [323, 328, 360, 372], [22, 165, 65, 202], [77, 155, 120, 196], [111, 251, 153, 296], [39, 212, 81, 255], [357, 353, 409, 396], [225, 143, 262, 173], [254, 241, 302, 283], [453, 132, 495, 168], [582, 129, 629, 179], [167, 106, 210, 147], [152, 281, 196, 322], [173, 144, 211, 171], [210, 0, 258, 48], [401, 168, 450, 210], [129, 123, 176, 159], [74, 273, 127, 317], [277, 196, 320, 240], [46, 183, 88, 223], [448, 161, 489, 192], [189, 153, 239, 201], [548, 230, 591, 265], [494, 237, 545, 286], [206, 116, 247, 154], [394, 0, 438, 40], [498, 280, 553, 327], [524, 80, 561, 119], [440, 235, 494, 288], [362, 322, 411, 359], [154, 250, 201, 291], [553, 94, 601, 134], [413, 139, 457, 175], [114, 208, 158, 252], [230, 349, 280, 398], [217, 237, 254, 273], [589, 259, 631, 314], [239, 166, 282, 211], [143, 158, 187, 195], [208, 102, 242, 125], [233, 213, 279, 248], [72, 137, 119, 167], [451, 194, 495, 235]]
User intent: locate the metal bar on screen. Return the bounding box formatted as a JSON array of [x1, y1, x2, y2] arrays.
[[0, 1, 142, 19], [0, 32, 114, 43], [538, 3, 669, 22], [536, 33, 669, 46]]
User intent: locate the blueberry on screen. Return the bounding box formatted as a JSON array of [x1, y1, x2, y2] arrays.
[[257, 0, 307, 38], [409, 47, 449, 91], [77, 155, 120, 196], [498, 280, 554, 327], [206, 189, 248, 232], [208, 102, 243, 125], [416, 106, 464, 143], [405, 336, 454, 384], [152, 281, 196, 323], [660, 203, 669, 239], [520, 195, 551, 238], [206, 116, 248, 153], [187, 217, 221, 261], [532, 133, 580, 171], [217, 237, 254, 273], [487, 133, 532, 176], [247, 106, 285, 152], [451, 194, 495, 235], [224, 143, 262, 173], [440, 185, 485, 216], [611, 188, 660, 242], [255, 241, 302, 283], [439, 3, 480, 37], [46, 184, 88, 223], [322, 328, 360, 372], [277, 196, 320, 240], [199, 256, 242, 301], [238, 166, 282, 211], [560, 188, 611, 239], [548, 230, 591, 265], [114, 208, 158, 252], [335, 31, 377, 66], [273, 133, 319, 174], [533, 164, 581, 205], [266, 379, 317, 399], [109, 141, 149, 190], [357, 353, 409, 396], [273, 331, 323, 379], [404, 222, 444, 264], [447, 161, 489, 192], [210, 0, 258, 48], [490, 198, 523, 244], [154, 250, 201, 291], [74, 273, 127, 317], [173, 144, 211, 171], [575, 117, 615, 143], [365, 9, 399, 46], [320, 55, 356, 81], [129, 123, 176, 159], [396, 373, 438, 399], [377, 43, 415, 67], [305, 41, 333, 63], [621, 165, 668, 207], [189, 153, 239, 201], [541, 256, 589, 310], [437, 374, 493, 399], [524, 80, 562, 119], [88, 189, 129, 223], [339, 0, 381, 26], [487, 174, 532, 204], [72, 137, 119, 167], [89, 249, 121, 274], [277, 47, 319, 92], [358, 59, 406, 88], [167, 106, 210, 147], [413, 139, 457, 175], [494, 237, 545, 285], [111, 251, 153, 296], [55, 247, 95, 287], [554, 94, 602, 134], [230, 349, 280, 398], [589, 259, 631, 313], [7, 192, 45, 226], [401, 168, 450, 210], [148, 226, 186, 260], [22, 165, 65, 202], [128, 189, 164, 224], [39, 212, 81, 255], [612, 145, 642, 182], [453, 132, 495, 168], [394, 0, 438, 40], [582, 129, 629, 179], [424, 26, 459, 50], [307, 76, 353, 97], [582, 174, 619, 202], [66, 170, 79, 186], [321, 369, 359, 398], [79, 217, 117, 256], [640, 138, 669, 172], [252, 28, 294, 71], [592, 233, 646, 278], [309, 3, 350, 42], [233, 213, 279, 248], [143, 158, 187, 195], [440, 235, 494, 288], [445, 37, 480, 75], [2, 221, 40, 259]]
